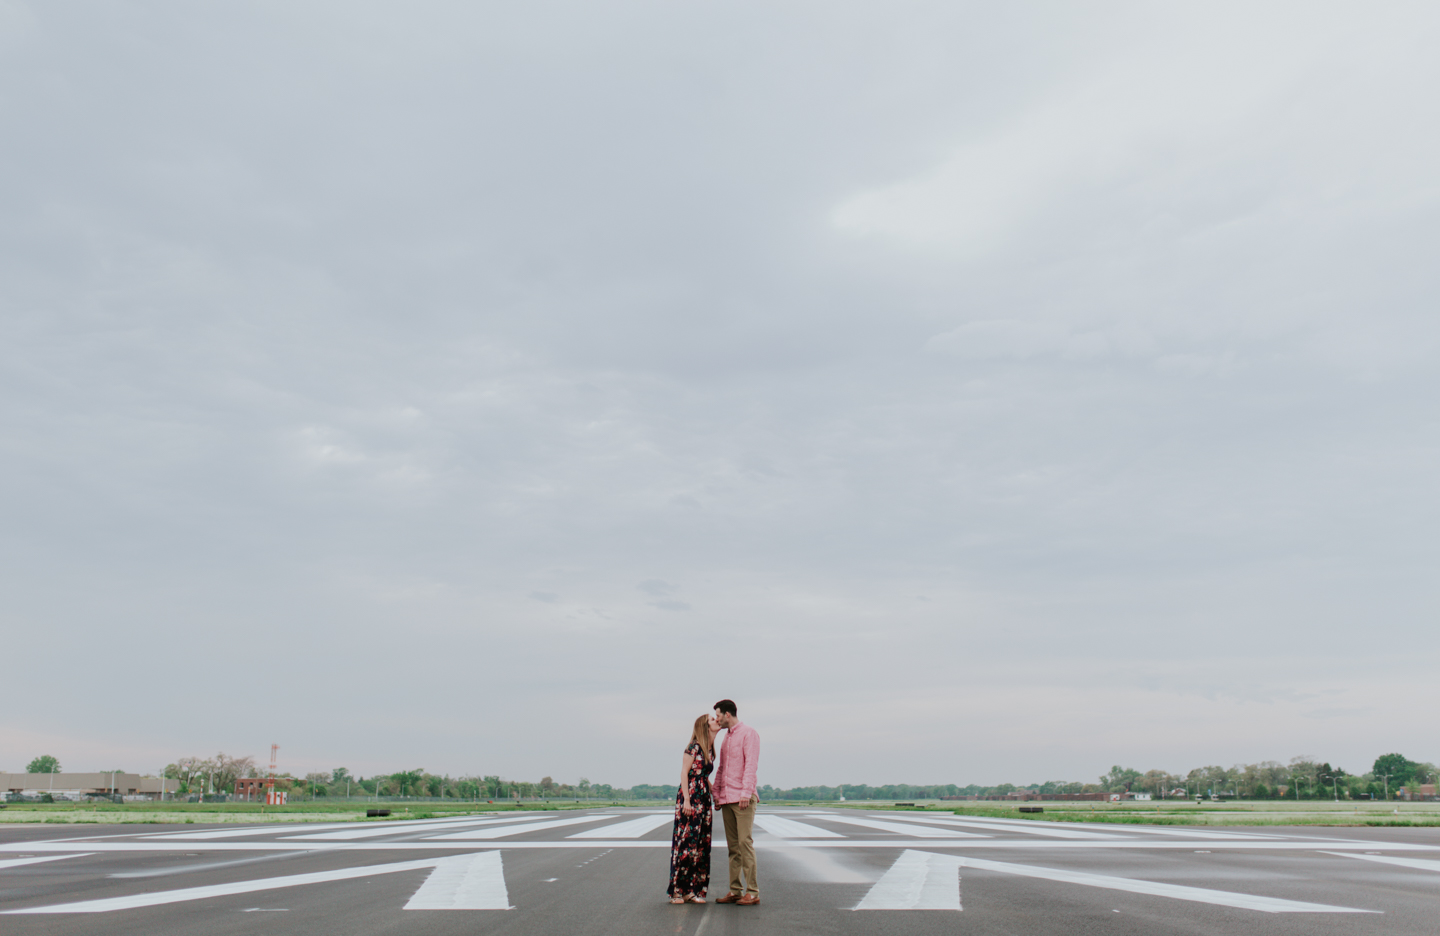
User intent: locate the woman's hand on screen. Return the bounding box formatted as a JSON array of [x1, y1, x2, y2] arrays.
[[682, 800, 694, 816]]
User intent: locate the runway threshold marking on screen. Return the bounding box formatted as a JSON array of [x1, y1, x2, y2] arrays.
[[144, 824, 358, 840], [1324, 852, 1440, 874], [754, 816, 846, 839], [0, 854, 93, 870], [821, 817, 988, 838], [282, 821, 498, 841], [404, 851, 511, 909], [878, 815, 1125, 840], [427, 815, 620, 840], [1, 854, 495, 914], [855, 849, 962, 910], [954, 854, 1378, 913], [567, 815, 673, 839]]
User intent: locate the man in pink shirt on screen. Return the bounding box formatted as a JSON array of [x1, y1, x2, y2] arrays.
[[711, 698, 760, 905]]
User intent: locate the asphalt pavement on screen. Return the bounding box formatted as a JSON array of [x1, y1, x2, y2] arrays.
[[3, 807, 1438, 935]]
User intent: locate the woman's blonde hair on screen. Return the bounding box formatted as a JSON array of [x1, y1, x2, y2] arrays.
[[688, 714, 714, 762]]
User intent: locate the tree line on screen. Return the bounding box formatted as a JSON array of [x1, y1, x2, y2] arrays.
[[751, 753, 1433, 802], [25, 750, 1432, 802]]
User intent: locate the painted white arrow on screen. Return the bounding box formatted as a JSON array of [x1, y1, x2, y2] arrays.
[[2, 852, 510, 914], [855, 849, 963, 910], [404, 851, 511, 909]]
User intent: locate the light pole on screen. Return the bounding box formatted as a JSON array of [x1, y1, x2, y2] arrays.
[[1324, 775, 1338, 802], [1382, 774, 1393, 800]]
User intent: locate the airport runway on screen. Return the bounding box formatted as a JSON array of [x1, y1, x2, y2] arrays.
[[3, 807, 1438, 935]]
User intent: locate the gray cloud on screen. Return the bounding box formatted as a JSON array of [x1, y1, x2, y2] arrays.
[[2, 0, 1437, 786]]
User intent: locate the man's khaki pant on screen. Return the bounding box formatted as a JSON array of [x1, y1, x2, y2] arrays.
[[720, 801, 758, 896]]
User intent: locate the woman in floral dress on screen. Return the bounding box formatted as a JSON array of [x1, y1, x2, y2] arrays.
[[668, 713, 718, 904]]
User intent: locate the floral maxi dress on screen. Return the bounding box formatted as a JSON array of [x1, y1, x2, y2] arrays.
[[668, 742, 713, 898]]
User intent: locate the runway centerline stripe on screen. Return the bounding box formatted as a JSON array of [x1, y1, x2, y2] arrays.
[[1324, 851, 1440, 874], [956, 854, 1377, 913], [820, 817, 989, 838], [404, 851, 511, 909], [855, 849, 962, 910], [427, 815, 620, 840], [752, 816, 845, 839], [0, 854, 484, 913], [567, 815, 674, 839], [877, 815, 1125, 840], [0, 854, 93, 870]]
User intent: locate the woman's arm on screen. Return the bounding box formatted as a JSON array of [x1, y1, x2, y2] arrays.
[[680, 751, 696, 814]]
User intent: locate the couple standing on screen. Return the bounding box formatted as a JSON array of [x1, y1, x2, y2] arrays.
[[667, 699, 760, 905]]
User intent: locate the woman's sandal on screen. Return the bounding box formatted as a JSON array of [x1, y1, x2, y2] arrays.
[[686, 895, 706, 904], [670, 897, 686, 904]]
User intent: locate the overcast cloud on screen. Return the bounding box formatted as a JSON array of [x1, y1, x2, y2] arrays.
[[3, 0, 1438, 788]]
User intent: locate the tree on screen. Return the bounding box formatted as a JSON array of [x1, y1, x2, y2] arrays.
[[26, 755, 61, 774], [332, 768, 352, 784], [1372, 753, 1416, 792], [1101, 766, 1141, 793], [392, 769, 424, 796], [212, 753, 255, 795]]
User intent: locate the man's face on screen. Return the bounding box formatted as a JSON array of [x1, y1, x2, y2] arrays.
[[714, 709, 735, 729]]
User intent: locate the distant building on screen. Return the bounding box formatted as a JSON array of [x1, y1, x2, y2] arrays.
[[1, 773, 178, 801], [234, 777, 290, 803]]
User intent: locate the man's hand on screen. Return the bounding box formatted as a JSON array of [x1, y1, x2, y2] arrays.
[[748, 795, 758, 809]]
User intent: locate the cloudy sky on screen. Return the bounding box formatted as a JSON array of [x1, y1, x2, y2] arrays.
[[3, 1, 1437, 789]]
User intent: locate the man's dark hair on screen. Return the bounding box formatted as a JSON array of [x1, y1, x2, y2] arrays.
[[714, 699, 737, 717]]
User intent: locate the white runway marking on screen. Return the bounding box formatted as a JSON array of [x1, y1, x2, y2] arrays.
[[1, 855, 460, 914], [567, 815, 674, 839], [822, 817, 989, 838], [855, 849, 962, 910], [955, 854, 1377, 913], [427, 815, 620, 840], [878, 815, 1125, 840], [280, 817, 495, 840], [753, 816, 845, 839], [144, 824, 358, 840], [404, 851, 511, 909], [1325, 852, 1440, 874], [0, 854, 92, 870]]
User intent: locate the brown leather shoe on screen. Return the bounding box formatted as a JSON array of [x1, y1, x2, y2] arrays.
[[737, 895, 760, 906], [715, 892, 742, 904]]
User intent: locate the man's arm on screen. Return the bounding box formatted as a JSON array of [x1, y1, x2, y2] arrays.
[[742, 729, 760, 805]]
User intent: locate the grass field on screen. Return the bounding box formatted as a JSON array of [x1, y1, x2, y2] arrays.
[[921, 801, 1440, 827]]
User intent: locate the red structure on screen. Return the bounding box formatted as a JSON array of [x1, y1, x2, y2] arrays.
[[234, 778, 266, 801], [265, 744, 285, 805]]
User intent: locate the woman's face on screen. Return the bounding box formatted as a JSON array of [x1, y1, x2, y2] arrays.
[[707, 715, 720, 735]]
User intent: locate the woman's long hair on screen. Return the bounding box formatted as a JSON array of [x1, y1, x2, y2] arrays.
[[688, 714, 715, 762]]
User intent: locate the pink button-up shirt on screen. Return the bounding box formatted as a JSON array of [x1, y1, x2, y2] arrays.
[[713, 721, 760, 805]]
